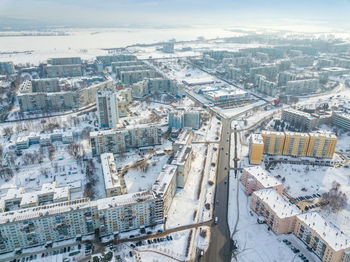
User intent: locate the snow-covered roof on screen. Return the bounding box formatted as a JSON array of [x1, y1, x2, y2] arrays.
[[244, 166, 282, 188], [261, 130, 285, 136], [297, 212, 350, 251], [309, 132, 337, 139], [101, 153, 123, 191], [251, 134, 263, 144], [283, 108, 316, 120], [284, 131, 309, 137], [175, 129, 192, 145], [253, 188, 301, 218], [152, 164, 177, 197], [0, 198, 91, 224], [172, 145, 192, 166]]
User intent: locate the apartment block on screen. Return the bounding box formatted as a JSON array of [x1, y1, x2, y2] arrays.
[[168, 110, 201, 130], [278, 72, 297, 87], [18, 79, 113, 112], [332, 112, 350, 131], [251, 188, 301, 235], [294, 212, 350, 262], [152, 164, 177, 214], [31, 78, 60, 92], [0, 193, 163, 254], [47, 57, 82, 65], [171, 145, 192, 188], [90, 125, 161, 156], [96, 90, 119, 129], [283, 132, 310, 157], [0, 61, 15, 74], [307, 133, 337, 159], [96, 55, 137, 67], [15, 131, 73, 150], [101, 153, 127, 197], [261, 130, 285, 155], [286, 79, 319, 95], [173, 129, 193, 151], [241, 167, 284, 195], [46, 64, 83, 78], [249, 134, 264, 165], [90, 129, 128, 155], [249, 66, 278, 82], [282, 108, 319, 131], [257, 75, 278, 96], [0, 182, 70, 212], [120, 70, 157, 85]]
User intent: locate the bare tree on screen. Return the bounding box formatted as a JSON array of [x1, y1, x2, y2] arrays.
[[322, 181, 348, 212], [3, 127, 13, 137]]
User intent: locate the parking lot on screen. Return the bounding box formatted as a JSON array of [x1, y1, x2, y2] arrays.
[[279, 235, 320, 262]]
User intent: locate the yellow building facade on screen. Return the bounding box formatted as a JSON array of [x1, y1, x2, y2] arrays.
[[261, 131, 285, 155], [307, 133, 337, 159], [249, 134, 264, 165], [283, 132, 310, 157]]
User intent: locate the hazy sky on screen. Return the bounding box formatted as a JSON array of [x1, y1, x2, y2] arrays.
[[0, 0, 350, 28]]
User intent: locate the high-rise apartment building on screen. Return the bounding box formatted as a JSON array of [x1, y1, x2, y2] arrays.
[[261, 131, 285, 155], [282, 132, 310, 157], [306, 133, 337, 159], [96, 91, 119, 129], [249, 134, 264, 165]]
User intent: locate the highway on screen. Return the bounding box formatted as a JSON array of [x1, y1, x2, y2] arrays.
[[202, 118, 232, 262]]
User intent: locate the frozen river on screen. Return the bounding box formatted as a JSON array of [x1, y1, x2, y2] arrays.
[[0, 26, 243, 65]]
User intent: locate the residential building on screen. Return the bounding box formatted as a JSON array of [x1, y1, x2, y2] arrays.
[[241, 167, 284, 195], [120, 70, 157, 85], [257, 75, 278, 96], [173, 129, 193, 151], [306, 132, 337, 159], [90, 125, 161, 156], [162, 42, 174, 53], [96, 55, 137, 67], [261, 131, 285, 155], [251, 188, 301, 235], [278, 72, 296, 87], [294, 212, 350, 262], [283, 132, 310, 157], [249, 134, 264, 165], [282, 108, 319, 131], [18, 79, 113, 112], [0, 193, 163, 254], [96, 90, 119, 129], [0, 182, 70, 212], [31, 78, 60, 93], [332, 112, 350, 131], [101, 153, 127, 197], [171, 146, 192, 188], [0, 61, 15, 74], [47, 57, 82, 65], [168, 110, 201, 130], [15, 131, 73, 150], [285, 79, 319, 95], [46, 64, 83, 78], [249, 66, 278, 82], [152, 164, 177, 214]]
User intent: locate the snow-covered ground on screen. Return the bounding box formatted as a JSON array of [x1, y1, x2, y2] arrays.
[[228, 171, 305, 262], [124, 155, 170, 193]]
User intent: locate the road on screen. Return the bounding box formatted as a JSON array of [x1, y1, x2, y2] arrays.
[[202, 118, 232, 262]]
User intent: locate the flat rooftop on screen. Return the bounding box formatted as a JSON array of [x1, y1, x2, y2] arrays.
[[297, 212, 350, 252], [244, 166, 282, 188], [253, 188, 301, 218]]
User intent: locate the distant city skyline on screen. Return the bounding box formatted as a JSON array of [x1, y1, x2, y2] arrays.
[[0, 0, 350, 29]]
